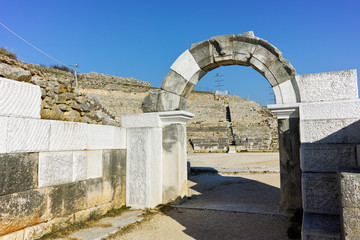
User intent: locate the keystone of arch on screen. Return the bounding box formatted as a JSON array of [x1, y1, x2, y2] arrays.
[[142, 32, 297, 112]]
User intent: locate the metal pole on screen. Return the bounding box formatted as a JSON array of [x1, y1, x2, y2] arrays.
[[74, 68, 78, 90]]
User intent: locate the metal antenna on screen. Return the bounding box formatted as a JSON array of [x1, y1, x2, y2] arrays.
[[215, 73, 224, 91], [70, 64, 79, 90]]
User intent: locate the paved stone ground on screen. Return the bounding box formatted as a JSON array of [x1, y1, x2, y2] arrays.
[[58, 152, 294, 240]]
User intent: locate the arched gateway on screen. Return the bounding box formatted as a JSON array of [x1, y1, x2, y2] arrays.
[[123, 32, 359, 239]]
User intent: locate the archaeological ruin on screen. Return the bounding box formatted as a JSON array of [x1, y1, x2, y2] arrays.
[[0, 31, 359, 239]]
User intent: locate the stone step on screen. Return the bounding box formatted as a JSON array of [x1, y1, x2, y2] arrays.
[[302, 212, 341, 240]]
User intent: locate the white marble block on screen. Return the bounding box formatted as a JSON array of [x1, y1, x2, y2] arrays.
[[38, 151, 73, 187], [126, 127, 162, 208], [0, 77, 41, 118], [170, 50, 201, 82], [73, 151, 87, 181], [87, 150, 103, 179], [87, 124, 115, 150], [113, 127, 126, 149], [7, 118, 50, 152], [0, 117, 8, 153], [50, 121, 87, 151], [296, 69, 358, 102]]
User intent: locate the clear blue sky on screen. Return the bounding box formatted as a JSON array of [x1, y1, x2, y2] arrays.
[[1, 0, 359, 105]]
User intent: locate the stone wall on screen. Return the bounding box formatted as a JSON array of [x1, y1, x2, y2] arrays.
[[0, 77, 127, 239], [0, 54, 117, 125]]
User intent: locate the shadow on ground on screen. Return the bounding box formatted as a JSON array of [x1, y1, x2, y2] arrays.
[[160, 169, 296, 240]]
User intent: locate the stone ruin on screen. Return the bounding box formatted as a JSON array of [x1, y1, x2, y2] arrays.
[[0, 32, 359, 240]]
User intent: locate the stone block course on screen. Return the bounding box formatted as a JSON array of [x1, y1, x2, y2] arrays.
[[302, 173, 339, 215], [0, 77, 41, 119], [0, 153, 38, 196], [0, 117, 8, 153], [7, 117, 50, 153], [73, 151, 87, 181], [102, 149, 126, 177], [300, 118, 360, 144], [296, 69, 358, 103], [87, 124, 115, 149], [300, 144, 357, 173], [38, 152, 73, 187], [87, 150, 103, 179], [302, 212, 341, 240], [49, 120, 87, 151], [0, 189, 48, 236]]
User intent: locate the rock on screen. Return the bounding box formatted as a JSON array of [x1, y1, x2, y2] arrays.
[[57, 94, 67, 104], [30, 75, 47, 87], [70, 100, 81, 111], [0, 63, 32, 81], [51, 105, 64, 119], [65, 92, 75, 100], [41, 108, 51, 119], [42, 96, 54, 109], [63, 109, 81, 122], [41, 88, 46, 98], [46, 81, 60, 94], [80, 116, 92, 124], [59, 104, 71, 112], [75, 96, 86, 104]]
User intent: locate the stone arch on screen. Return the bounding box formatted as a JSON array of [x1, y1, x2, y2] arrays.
[[142, 31, 299, 112]]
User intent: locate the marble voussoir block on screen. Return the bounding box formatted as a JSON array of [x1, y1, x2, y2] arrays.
[[170, 50, 201, 82]]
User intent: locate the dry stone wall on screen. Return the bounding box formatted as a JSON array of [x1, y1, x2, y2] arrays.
[[0, 54, 117, 125]]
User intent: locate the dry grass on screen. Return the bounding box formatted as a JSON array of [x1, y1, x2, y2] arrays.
[[0, 48, 17, 60]]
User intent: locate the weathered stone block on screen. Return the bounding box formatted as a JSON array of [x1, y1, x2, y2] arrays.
[[122, 112, 161, 128], [267, 58, 296, 84], [87, 150, 103, 179], [302, 212, 341, 240], [296, 69, 358, 103], [49, 121, 87, 151], [73, 151, 87, 181], [301, 144, 357, 173], [7, 118, 50, 152], [233, 35, 258, 65], [272, 78, 298, 104], [157, 90, 186, 112], [38, 151, 73, 187], [251, 45, 279, 68], [210, 35, 235, 65], [0, 153, 38, 196], [170, 50, 201, 82], [48, 181, 87, 218], [300, 100, 360, 121], [302, 173, 339, 215], [102, 149, 126, 177], [87, 124, 115, 149], [338, 167, 360, 208], [161, 70, 188, 96], [0, 189, 48, 235], [141, 89, 160, 112], [126, 127, 162, 208], [85, 178, 114, 207], [189, 40, 218, 71], [0, 77, 41, 119], [300, 118, 360, 144]]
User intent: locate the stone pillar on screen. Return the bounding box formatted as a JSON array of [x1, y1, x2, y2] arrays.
[[160, 111, 194, 204], [338, 167, 360, 240], [269, 104, 302, 211], [122, 111, 193, 209]]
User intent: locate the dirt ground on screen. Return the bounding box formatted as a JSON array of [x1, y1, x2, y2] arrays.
[[117, 153, 295, 240]]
